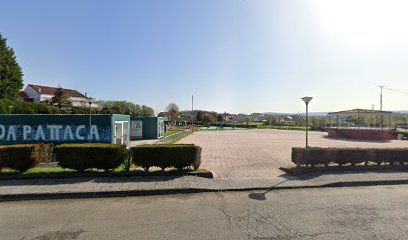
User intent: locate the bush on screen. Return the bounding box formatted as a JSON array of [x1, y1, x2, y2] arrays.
[[131, 144, 202, 172], [392, 149, 408, 165], [55, 143, 127, 171], [335, 149, 374, 166], [0, 144, 41, 172], [292, 147, 330, 167], [292, 147, 408, 167]]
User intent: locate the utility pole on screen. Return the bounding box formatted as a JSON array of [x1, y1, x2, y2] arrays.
[[379, 85, 384, 129], [191, 95, 194, 132]]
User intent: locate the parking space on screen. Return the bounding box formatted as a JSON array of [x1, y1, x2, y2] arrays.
[[179, 129, 407, 178]]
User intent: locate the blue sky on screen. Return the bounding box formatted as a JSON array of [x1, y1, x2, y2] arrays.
[[1, 0, 408, 114]]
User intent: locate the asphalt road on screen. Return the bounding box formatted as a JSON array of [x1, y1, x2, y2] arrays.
[[1, 185, 408, 240]]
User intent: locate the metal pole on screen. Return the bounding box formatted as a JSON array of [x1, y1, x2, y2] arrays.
[[306, 103, 309, 148], [379, 86, 384, 129], [191, 95, 194, 132], [89, 102, 92, 143]]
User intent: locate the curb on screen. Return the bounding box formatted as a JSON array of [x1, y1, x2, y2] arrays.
[[2, 179, 408, 202]]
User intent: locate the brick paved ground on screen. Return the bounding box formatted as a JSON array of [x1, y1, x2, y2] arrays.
[[179, 129, 408, 178]]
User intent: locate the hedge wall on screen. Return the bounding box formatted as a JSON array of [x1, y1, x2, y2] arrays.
[[0, 144, 41, 172], [130, 144, 201, 172], [55, 143, 127, 171], [292, 147, 408, 167]]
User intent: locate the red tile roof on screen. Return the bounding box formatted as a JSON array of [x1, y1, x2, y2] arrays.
[[18, 90, 29, 98], [28, 84, 86, 98]]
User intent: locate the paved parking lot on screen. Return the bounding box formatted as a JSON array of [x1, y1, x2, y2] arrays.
[[179, 129, 408, 178]]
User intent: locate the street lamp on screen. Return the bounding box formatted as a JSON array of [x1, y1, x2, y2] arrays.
[[7, 105, 14, 114], [302, 96, 313, 148], [86, 95, 95, 143]]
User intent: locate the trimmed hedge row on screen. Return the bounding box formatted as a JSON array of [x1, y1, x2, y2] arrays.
[[55, 143, 127, 171], [130, 144, 201, 172], [292, 147, 408, 167], [0, 145, 41, 172]]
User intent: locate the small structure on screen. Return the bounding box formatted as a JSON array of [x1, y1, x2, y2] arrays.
[[0, 114, 130, 146], [327, 109, 396, 140], [19, 84, 98, 108], [130, 117, 164, 140]]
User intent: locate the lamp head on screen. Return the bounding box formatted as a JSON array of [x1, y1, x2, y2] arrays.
[[302, 96, 313, 104]]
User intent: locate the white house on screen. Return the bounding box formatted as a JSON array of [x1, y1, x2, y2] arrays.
[[19, 84, 97, 108]]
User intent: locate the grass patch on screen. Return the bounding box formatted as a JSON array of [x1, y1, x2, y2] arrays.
[[168, 130, 194, 144], [164, 129, 184, 137], [0, 166, 211, 179], [258, 125, 310, 131]]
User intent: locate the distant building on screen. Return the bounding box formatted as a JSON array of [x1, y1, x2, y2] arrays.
[[157, 112, 170, 122], [19, 84, 97, 108]]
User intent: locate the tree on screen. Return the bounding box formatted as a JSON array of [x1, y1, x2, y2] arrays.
[[245, 117, 251, 126], [0, 34, 23, 100], [217, 113, 224, 123], [165, 102, 180, 123], [50, 87, 71, 109], [141, 105, 154, 116], [196, 111, 203, 124], [264, 115, 278, 125]]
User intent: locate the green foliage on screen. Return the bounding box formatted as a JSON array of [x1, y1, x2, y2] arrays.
[[292, 147, 408, 167], [49, 87, 72, 109], [217, 114, 224, 122], [0, 144, 41, 172], [99, 101, 154, 116], [55, 143, 127, 171], [165, 102, 180, 123], [131, 144, 201, 172], [0, 34, 23, 100], [0, 99, 63, 114]]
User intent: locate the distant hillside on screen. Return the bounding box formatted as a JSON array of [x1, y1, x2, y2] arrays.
[[262, 112, 328, 117]]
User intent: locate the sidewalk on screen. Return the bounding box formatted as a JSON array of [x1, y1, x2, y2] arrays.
[[1, 171, 408, 201]]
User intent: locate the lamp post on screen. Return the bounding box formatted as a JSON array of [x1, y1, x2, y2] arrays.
[[302, 96, 313, 148], [86, 95, 95, 143], [7, 105, 14, 114]]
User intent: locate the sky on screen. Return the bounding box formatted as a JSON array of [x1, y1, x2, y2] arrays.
[[1, 0, 408, 114]]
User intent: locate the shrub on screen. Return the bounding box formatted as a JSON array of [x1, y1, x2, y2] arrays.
[[392, 149, 408, 165], [55, 143, 127, 171], [292, 147, 329, 167], [335, 149, 374, 166], [0, 144, 41, 172], [131, 144, 202, 172], [374, 149, 392, 166]]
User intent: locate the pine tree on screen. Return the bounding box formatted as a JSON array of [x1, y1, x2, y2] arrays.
[[0, 33, 24, 100], [50, 87, 71, 109]]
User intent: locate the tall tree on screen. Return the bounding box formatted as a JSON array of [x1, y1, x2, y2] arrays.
[[141, 105, 155, 116], [165, 102, 180, 123], [0, 34, 23, 100], [50, 87, 71, 109]]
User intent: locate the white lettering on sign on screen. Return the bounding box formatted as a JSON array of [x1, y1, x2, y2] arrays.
[[89, 125, 100, 141], [35, 125, 45, 140], [76, 125, 85, 140], [63, 126, 74, 141], [7, 126, 16, 141], [0, 125, 5, 139], [0, 124, 105, 142], [23, 125, 32, 140]]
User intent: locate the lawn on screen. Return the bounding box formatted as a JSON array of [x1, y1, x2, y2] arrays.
[[258, 125, 310, 131], [164, 129, 185, 137], [0, 166, 210, 179]]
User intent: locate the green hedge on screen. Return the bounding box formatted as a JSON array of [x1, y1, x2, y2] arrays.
[[292, 147, 408, 167], [0, 145, 41, 172], [55, 143, 127, 171], [130, 144, 201, 172]]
